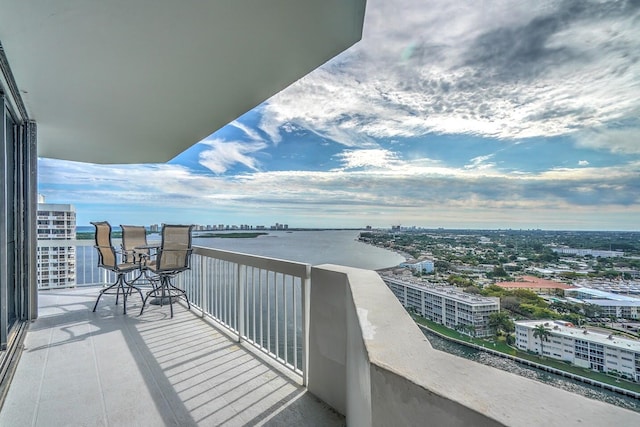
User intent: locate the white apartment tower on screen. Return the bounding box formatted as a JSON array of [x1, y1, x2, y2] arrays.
[[37, 195, 77, 289]]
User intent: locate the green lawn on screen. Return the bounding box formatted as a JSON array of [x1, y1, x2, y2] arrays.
[[414, 315, 640, 394]]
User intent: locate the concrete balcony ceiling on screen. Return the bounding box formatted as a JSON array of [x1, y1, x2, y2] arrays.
[[0, 1, 366, 164]]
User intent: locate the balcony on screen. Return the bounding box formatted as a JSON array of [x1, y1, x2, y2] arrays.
[[2, 247, 639, 426], [0, 287, 342, 426]]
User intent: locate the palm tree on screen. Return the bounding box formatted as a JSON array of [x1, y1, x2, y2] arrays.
[[533, 324, 551, 357], [489, 311, 514, 336], [468, 325, 476, 338]]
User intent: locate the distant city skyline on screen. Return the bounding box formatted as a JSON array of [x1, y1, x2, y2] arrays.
[[38, 0, 640, 230]]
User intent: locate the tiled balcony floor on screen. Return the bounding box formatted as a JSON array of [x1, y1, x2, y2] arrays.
[[0, 287, 343, 427]]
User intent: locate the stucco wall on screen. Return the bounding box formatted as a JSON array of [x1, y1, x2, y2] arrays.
[[307, 267, 347, 414]]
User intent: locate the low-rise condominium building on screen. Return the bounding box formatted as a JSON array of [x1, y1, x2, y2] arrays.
[[384, 277, 500, 337], [515, 319, 640, 382], [565, 288, 640, 320]]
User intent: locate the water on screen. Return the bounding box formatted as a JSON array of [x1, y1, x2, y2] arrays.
[[191, 230, 405, 270], [422, 329, 640, 412], [75, 229, 405, 285]]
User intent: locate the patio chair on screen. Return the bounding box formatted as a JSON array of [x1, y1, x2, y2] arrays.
[[91, 221, 143, 315], [121, 224, 153, 286], [121, 224, 150, 264], [140, 224, 194, 318]]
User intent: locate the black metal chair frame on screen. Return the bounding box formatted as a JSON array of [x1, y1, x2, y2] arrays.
[[140, 224, 193, 318], [91, 221, 144, 315]]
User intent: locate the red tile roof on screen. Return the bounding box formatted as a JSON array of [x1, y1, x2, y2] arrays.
[[496, 275, 575, 290]]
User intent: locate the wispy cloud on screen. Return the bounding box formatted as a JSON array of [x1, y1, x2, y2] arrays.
[[198, 139, 267, 174], [229, 120, 263, 141], [465, 154, 496, 170]]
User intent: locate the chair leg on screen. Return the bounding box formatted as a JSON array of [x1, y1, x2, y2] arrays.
[[139, 291, 151, 316], [168, 283, 174, 319], [140, 276, 165, 316], [127, 269, 146, 295], [139, 275, 189, 318], [94, 273, 143, 315], [167, 282, 190, 310], [120, 277, 128, 315], [121, 275, 142, 315], [92, 280, 120, 312], [123, 278, 144, 312]]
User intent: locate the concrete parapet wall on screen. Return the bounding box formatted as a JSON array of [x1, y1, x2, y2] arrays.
[[308, 264, 640, 426], [307, 266, 347, 414]]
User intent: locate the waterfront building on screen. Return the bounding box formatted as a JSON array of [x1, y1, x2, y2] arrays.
[[565, 288, 640, 320], [515, 320, 640, 382], [384, 277, 500, 337], [36, 195, 76, 289]]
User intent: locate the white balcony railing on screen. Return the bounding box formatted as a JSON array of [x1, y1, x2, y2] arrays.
[[176, 246, 309, 380], [38, 239, 118, 288], [38, 240, 310, 379]]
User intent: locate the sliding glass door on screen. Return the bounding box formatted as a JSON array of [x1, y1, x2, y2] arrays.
[[0, 94, 34, 351]]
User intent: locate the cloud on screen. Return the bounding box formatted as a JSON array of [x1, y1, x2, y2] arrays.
[[335, 149, 400, 170], [465, 154, 496, 170], [198, 139, 267, 174], [39, 155, 640, 214], [578, 160, 589, 166], [257, 0, 640, 147], [229, 120, 263, 141], [574, 125, 640, 155]]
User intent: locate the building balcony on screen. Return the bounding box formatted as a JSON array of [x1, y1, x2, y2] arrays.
[[0, 286, 342, 426], [1, 246, 639, 426]]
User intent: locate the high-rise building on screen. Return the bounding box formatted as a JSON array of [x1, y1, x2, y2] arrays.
[[36, 195, 76, 289]]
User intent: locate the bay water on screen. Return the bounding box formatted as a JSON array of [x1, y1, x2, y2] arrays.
[[191, 229, 405, 269]]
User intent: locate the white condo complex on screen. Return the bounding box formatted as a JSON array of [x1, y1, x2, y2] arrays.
[[515, 320, 640, 382], [36, 195, 76, 289], [384, 277, 500, 337]]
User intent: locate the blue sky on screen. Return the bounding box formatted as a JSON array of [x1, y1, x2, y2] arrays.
[[39, 0, 640, 230]]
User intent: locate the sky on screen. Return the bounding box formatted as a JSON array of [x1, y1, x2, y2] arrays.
[[38, 0, 640, 230]]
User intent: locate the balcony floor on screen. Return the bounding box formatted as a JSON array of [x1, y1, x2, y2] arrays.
[[0, 287, 343, 426]]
